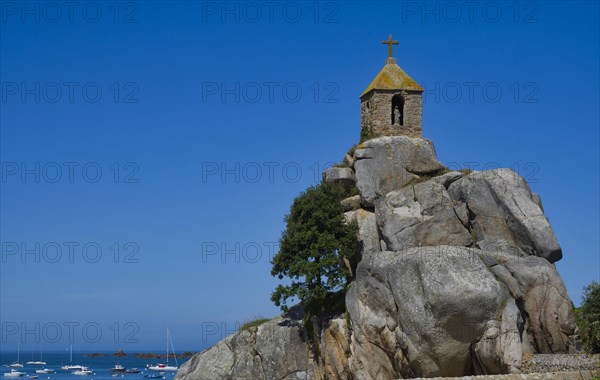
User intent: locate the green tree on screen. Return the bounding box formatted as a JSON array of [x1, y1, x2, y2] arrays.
[[271, 181, 358, 315], [575, 280, 600, 353]]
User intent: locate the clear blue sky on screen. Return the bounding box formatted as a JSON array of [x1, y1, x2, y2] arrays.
[[1, 1, 598, 352]]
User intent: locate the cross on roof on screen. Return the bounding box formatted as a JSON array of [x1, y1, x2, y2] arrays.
[[382, 34, 399, 58]]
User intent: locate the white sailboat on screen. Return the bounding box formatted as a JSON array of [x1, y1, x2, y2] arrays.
[[25, 344, 46, 365], [35, 368, 55, 374], [147, 328, 179, 372], [3, 369, 25, 378], [7, 343, 23, 368], [60, 344, 86, 371]]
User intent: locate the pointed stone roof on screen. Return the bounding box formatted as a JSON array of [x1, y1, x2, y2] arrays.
[[360, 58, 424, 98]]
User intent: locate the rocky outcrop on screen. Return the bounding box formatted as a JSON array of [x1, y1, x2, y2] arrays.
[[448, 169, 562, 263], [176, 136, 580, 380], [346, 246, 578, 379], [353, 136, 445, 207], [176, 315, 311, 380], [375, 180, 473, 251], [324, 167, 356, 190]]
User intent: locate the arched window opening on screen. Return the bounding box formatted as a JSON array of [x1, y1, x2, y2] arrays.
[[392, 95, 404, 126]]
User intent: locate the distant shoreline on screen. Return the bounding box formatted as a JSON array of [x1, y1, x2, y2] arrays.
[[0, 351, 195, 356], [84, 351, 194, 359]]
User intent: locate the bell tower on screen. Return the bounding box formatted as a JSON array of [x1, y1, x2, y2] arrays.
[[360, 35, 424, 140]]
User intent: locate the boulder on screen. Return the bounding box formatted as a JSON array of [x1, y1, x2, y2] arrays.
[[175, 317, 310, 380], [500, 254, 578, 354], [344, 209, 381, 256], [344, 154, 355, 168], [353, 136, 445, 207], [323, 167, 355, 188], [340, 195, 361, 212], [347, 246, 519, 378], [431, 170, 465, 189], [313, 318, 351, 380], [375, 180, 472, 251], [448, 169, 562, 263]]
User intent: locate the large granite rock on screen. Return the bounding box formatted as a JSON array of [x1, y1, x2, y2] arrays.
[[448, 169, 562, 263], [354, 136, 445, 207], [323, 167, 356, 189], [175, 316, 311, 380], [347, 246, 577, 379], [347, 247, 521, 378], [344, 208, 381, 256], [375, 180, 472, 251], [177, 139, 579, 380]]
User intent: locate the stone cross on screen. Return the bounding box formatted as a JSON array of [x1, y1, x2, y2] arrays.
[[382, 35, 399, 58]]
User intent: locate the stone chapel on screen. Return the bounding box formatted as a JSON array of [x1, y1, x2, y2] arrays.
[[360, 35, 424, 139]]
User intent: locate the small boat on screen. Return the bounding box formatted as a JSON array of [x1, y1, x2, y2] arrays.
[[61, 344, 86, 371], [110, 364, 126, 372], [3, 370, 25, 378], [125, 368, 140, 374], [147, 328, 178, 372], [26, 345, 46, 365], [8, 343, 23, 368], [72, 367, 93, 376], [143, 375, 164, 379], [24, 361, 46, 366], [146, 363, 178, 371], [29, 377, 39, 380], [35, 368, 55, 374], [61, 364, 87, 371]]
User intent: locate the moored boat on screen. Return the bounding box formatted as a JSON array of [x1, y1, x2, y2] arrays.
[[147, 328, 178, 372], [72, 367, 93, 376], [3, 370, 25, 378], [25, 361, 46, 366], [35, 368, 55, 374], [110, 364, 126, 372], [146, 363, 178, 371]]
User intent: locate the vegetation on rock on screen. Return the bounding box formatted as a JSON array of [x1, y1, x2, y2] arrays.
[[575, 280, 600, 353], [241, 317, 270, 331], [270, 181, 358, 317]]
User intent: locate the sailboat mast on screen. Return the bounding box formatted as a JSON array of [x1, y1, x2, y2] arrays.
[[166, 328, 169, 365]]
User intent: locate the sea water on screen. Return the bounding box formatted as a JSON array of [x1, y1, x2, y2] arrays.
[[0, 351, 189, 380]]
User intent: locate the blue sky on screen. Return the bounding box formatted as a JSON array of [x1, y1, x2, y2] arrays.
[[0, 1, 598, 352]]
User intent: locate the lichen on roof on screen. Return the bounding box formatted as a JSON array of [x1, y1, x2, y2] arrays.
[[361, 59, 424, 97]]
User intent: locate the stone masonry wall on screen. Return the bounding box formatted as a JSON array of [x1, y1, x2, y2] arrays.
[[360, 90, 422, 139]]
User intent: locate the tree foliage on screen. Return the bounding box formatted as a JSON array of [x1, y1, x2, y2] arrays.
[[575, 280, 600, 353], [271, 181, 358, 315]]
